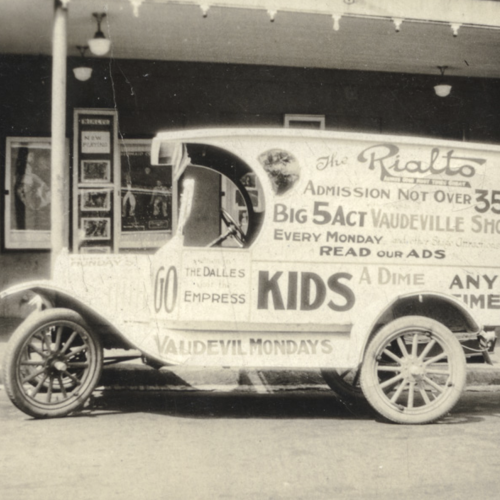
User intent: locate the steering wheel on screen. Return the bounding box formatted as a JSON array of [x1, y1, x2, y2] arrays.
[[209, 209, 246, 247]]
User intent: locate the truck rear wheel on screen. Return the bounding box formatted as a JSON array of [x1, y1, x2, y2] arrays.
[[360, 316, 466, 424], [2, 308, 103, 418]]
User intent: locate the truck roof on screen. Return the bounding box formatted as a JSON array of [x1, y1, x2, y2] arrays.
[[153, 127, 500, 152]]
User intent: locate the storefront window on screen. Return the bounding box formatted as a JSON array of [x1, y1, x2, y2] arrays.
[[119, 140, 172, 250]]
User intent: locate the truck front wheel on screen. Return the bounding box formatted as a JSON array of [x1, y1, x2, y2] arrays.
[[360, 316, 466, 424], [2, 308, 103, 418]]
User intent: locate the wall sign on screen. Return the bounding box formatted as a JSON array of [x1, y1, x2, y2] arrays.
[[81, 131, 111, 154], [284, 114, 325, 130]]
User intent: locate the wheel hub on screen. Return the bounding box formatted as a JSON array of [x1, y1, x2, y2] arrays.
[[409, 364, 425, 380], [52, 361, 68, 372], [45, 353, 68, 373], [401, 356, 426, 381]]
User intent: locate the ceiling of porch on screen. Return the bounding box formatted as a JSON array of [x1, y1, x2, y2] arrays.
[[1, 0, 500, 79]]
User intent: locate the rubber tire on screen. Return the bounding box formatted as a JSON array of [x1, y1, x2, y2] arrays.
[[2, 308, 103, 418], [321, 369, 365, 403], [360, 316, 466, 424]]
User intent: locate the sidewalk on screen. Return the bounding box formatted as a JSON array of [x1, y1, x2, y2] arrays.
[[2, 316, 500, 391]]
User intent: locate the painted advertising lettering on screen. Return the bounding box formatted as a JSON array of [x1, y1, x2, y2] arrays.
[[312, 202, 367, 226], [173, 250, 250, 324], [359, 267, 425, 286], [274, 229, 321, 242], [471, 216, 500, 234], [68, 255, 137, 267], [257, 270, 355, 312], [154, 266, 178, 313], [272, 200, 455, 259], [474, 190, 500, 214], [357, 143, 485, 186], [319, 246, 371, 258], [370, 210, 464, 232], [326, 232, 383, 244], [143, 136, 500, 355], [184, 291, 246, 304], [304, 181, 391, 200], [273, 204, 308, 224], [450, 273, 500, 310], [398, 188, 472, 205], [273, 202, 367, 227], [250, 338, 333, 355], [181, 263, 247, 304], [155, 335, 334, 357], [185, 266, 245, 278], [316, 153, 348, 170], [320, 247, 444, 259]]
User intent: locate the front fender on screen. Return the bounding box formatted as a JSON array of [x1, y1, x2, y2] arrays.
[[0, 281, 133, 350]]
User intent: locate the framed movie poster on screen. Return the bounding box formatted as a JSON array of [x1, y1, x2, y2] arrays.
[[81, 217, 111, 240], [81, 160, 111, 183], [81, 189, 111, 212], [119, 139, 173, 249], [4, 137, 68, 249]]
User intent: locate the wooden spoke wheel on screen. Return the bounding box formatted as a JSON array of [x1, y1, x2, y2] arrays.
[[3, 308, 103, 418], [360, 316, 466, 424]]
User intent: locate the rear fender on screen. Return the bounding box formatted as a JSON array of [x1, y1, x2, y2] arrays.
[[352, 290, 482, 366]]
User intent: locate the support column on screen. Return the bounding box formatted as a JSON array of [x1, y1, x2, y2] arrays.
[[50, 0, 68, 276]]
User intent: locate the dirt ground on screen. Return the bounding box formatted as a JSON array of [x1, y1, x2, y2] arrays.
[[1, 387, 500, 500]]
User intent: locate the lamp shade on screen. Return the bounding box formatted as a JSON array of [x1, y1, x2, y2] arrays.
[[434, 84, 452, 97], [73, 66, 93, 81], [88, 36, 111, 56]]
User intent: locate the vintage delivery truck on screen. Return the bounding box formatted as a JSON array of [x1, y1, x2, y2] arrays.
[[2, 128, 500, 423]]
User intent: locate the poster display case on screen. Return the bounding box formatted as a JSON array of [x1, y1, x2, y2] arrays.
[[73, 111, 173, 253], [4, 137, 69, 249], [73, 109, 119, 253]]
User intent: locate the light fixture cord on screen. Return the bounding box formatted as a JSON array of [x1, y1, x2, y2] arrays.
[[437, 65, 448, 78], [93, 13, 106, 34], [76, 45, 88, 59]]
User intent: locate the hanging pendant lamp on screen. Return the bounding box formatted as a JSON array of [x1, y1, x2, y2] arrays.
[[434, 66, 452, 97], [73, 45, 92, 81], [88, 13, 111, 56]]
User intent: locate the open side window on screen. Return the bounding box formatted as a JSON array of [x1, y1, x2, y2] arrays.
[[156, 142, 265, 248]]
